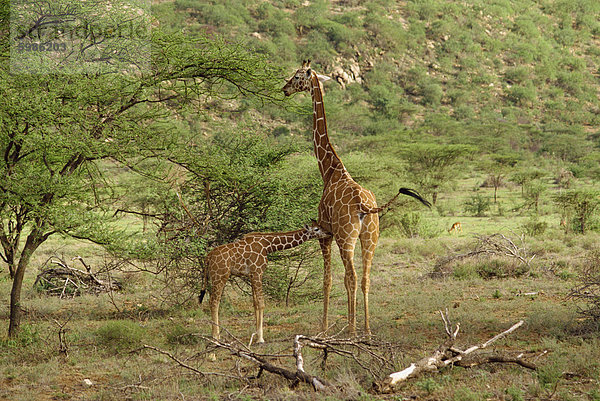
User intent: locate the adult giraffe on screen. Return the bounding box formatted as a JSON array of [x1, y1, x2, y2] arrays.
[[283, 60, 430, 335]]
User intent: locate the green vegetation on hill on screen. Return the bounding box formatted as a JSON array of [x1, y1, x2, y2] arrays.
[[157, 0, 599, 171]]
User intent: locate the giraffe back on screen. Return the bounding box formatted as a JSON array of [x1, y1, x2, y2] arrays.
[[207, 237, 267, 278]]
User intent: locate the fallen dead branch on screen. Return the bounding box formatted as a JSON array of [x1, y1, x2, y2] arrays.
[[132, 322, 397, 393], [203, 335, 333, 391], [130, 315, 544, 394], [34, 256, 122, 298], [203, 331, 401, 391], [376, 310, 544, 393]]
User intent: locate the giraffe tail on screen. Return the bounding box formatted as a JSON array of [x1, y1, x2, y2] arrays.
[[198, 258, 210, 305], [360, 187, 431, 215]]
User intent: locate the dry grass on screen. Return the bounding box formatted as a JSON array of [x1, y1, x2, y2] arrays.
[[2, 223, 600, 400]]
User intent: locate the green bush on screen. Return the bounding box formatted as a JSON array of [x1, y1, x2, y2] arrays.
[[393, 212, 440, 238], [477, 258, 529, 279], [453, 387, 485, 401], [420, 82, 443, 106], [536, 362, 563, 390], [506, 84, 536, 106], [522, 216, 548, 236], [505, 385, 525, 401], [504, 66, 530, 84], [464, 194, 491, 217], [396, 211, 421, 238], [95, 320, 144, 351]]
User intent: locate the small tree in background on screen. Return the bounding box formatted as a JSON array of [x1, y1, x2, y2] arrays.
[[481, 153, 520, 203], [523, 179, 548, 214], [402, 143, 475, 205], [464, 194, 491, 217], [511, 168, 544, 196], [554, 189, 600, 234]]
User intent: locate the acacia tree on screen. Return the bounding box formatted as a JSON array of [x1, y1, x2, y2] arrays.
[[0, 0, 283, 337], [511, 168, 544, 196], [402, 143, 474, 205], [146, 132, 323, 304], [481, 153, 520, 203]]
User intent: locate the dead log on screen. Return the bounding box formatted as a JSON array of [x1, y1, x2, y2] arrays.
[[376, 310, 544, 393]]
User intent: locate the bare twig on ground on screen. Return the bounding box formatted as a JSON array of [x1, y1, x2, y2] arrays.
[[134, 345, 247, 382], [53, 315, 72, 357]]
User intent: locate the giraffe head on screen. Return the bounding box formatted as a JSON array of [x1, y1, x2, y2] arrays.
[[282, 60, 331, 96], [304, 219, 330, 240]]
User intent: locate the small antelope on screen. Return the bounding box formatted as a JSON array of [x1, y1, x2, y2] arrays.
[[448, 222, 462, 234]]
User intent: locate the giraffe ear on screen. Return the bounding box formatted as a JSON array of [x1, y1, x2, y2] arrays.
[[305, 68, 312, 78], [310, 218, 317, 225], [316, 74, 331, 84]]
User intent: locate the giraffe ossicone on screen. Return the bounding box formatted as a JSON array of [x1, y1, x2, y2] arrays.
[[282, 61, 430, 336], [200, 221, 330, 344]]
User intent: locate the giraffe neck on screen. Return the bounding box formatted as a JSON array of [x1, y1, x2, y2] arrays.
[[261, 229, 310, 254], [310, 73, 344, 182]]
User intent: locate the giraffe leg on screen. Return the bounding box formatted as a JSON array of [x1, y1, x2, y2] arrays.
[[337, 234, 359, 336], [209, 275, 227, 341], [359, 213, 379, 335], [251, 273, 265, 344], [320, 236, 334, 332]]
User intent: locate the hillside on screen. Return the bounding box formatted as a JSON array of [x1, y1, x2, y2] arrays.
[[153, 0, 599, 165]]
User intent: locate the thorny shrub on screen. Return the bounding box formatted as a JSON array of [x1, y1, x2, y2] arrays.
[[569, 250, 600, 329]]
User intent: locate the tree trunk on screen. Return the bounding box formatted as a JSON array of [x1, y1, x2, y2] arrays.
[[8, 230, 43, 338]]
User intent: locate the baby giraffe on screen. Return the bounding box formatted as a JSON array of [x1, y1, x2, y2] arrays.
[[199, 221, 330, 343]]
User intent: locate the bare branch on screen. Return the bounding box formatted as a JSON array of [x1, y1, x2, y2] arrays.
[[376, 313, 540, 393]]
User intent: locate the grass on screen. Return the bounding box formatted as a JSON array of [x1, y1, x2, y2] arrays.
[[2, 167, 598, 400], [2, 221, 599, 400]]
